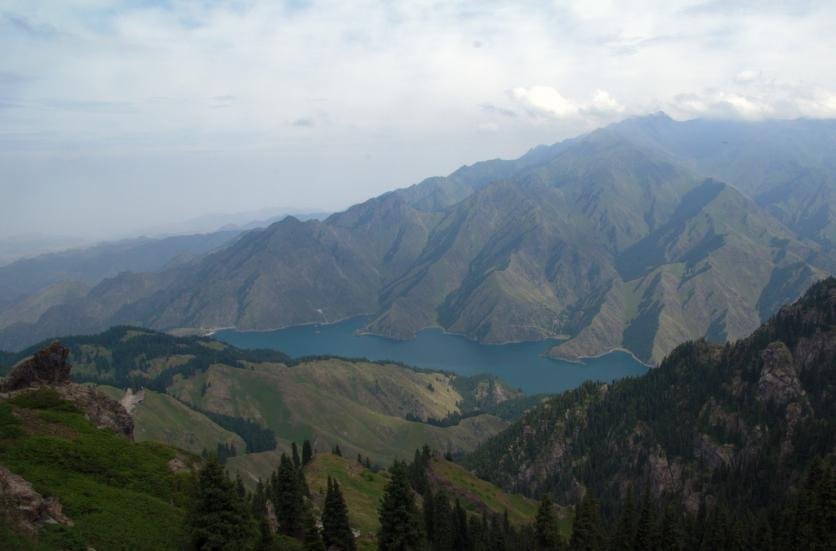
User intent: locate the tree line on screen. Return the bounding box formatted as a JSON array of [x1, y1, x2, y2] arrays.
[[186, 438, 357, 550], [185, 442, 834, 550]]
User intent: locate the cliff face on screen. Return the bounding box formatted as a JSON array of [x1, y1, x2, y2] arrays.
[[1, 342, 134, 439], [465, 278, 836, 516]]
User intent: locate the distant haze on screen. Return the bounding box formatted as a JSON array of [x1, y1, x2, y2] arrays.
[[2, 1, 836, 239]]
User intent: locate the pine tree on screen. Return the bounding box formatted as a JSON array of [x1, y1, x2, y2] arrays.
[[322, 477, 356, 551], [292, 442, 302, 468], [235, 473, 247, 500], [303, 500, 327, 551], [334, 444, 343, 457], [409, 448, 430, 495], [487, 513, 506, 551], [275, 453, 305, 538], [701, 502, 730, 551], [633, 487, 655, 551], [256, 514, 274, 551], [469, 515, 485, 551], [570, 494, 603, 551], [423, 488, 435, 544], [378, 461, 425, 551], [452, 499, 471, 551], [657, 505, 684, 551], [610, 485, 635, 550], [431, 490, 453, 551], [302, 439, 314, 465], [788, 457, 836, 550], [186, 456, 258, 550], [252, 480, 267, 517], [534, 495, 563, 550]]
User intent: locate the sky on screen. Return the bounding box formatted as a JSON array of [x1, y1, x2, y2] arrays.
[[2, 0, 836, 240]]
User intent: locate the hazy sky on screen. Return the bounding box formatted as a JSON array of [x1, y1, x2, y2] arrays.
[[2, 0, 836, 239]]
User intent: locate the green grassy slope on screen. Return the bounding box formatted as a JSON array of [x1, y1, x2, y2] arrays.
[[96, 385, 246, 455], [427, 457, 537, 525], [305, 454, 389, 550], [0, 388, 196, 550], [1, 327, 524, 474], [300, 453, 547, 551], [169, 361, 510, 465]]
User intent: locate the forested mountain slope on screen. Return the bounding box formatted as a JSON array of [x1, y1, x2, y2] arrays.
[[464, 278, 836, 522]]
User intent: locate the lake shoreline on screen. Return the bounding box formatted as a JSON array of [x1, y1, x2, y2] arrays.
[[214, 316, 648, 396]]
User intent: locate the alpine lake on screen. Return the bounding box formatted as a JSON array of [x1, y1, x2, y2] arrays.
[[215, 316, 648, 395]]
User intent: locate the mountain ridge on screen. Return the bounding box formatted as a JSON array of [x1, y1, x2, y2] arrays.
[[1, 114, 834, 364]]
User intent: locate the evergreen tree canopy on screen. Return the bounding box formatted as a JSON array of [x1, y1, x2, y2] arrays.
[[274, 453, 305, 538], [303, 439, 314, 465], [431, 490, 453, 551], [303, 501, 327, 551], [633, 486, 656, 551], [610, 485, 635, 550], [185, 457, 258, 550], [378, 461, 425, 551], [534, 495, 563, 551], [569, 494, 603, 551], [322, 477, 356, 551], [292, 442, 302, 468]]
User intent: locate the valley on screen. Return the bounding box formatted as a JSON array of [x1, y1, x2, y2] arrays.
[[4, 3, 835, 548]]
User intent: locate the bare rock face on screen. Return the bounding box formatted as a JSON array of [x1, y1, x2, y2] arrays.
[[55, 384, 135, 439], [0, 342, 71, 392], [693, 434, 734, 471], [757, 341, 804, 404], [0, 465, 73, 533]]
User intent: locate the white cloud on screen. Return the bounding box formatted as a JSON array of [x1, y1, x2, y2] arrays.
[[510, 87, 625, 121], [587, 90, 626, 116], [672, 90, 772, 120], [1, 0, 836, 236], [511, 86, 580, 118], [672, 78, 836, 120]]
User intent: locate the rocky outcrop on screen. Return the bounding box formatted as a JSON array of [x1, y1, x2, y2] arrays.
[[0, 466, 73, 533], [1, 342, 134, 439], [0, 341, 70, 391], [55, 384, 134, 439], [757, 341, 804, 404]]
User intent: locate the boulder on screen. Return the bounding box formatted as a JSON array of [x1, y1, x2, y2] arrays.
[[1, 342, 71, 392], [0, 466, 73, 533]]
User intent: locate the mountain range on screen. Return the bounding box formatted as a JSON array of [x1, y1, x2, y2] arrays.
[[2, 114, 835, 363]]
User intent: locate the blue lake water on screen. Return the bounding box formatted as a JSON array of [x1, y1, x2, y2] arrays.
[[215, 317, 648, 395]]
